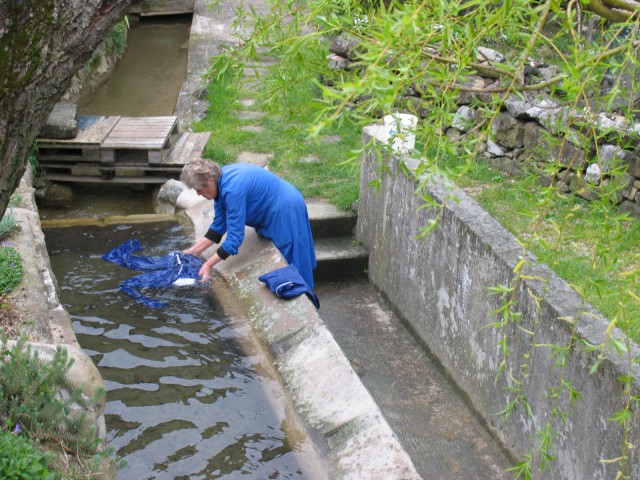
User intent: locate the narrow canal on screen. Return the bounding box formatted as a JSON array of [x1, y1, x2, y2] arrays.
[[44, 219, 325, 479], [40, 7, 515, 479], [76, 14, 190, 117], [42, 14, 326, 477]]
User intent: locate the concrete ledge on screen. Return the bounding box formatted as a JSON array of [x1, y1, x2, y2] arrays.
[[208, 228, 421, 480], [7, 172, 114, 479], [358, 125, 640, 479]]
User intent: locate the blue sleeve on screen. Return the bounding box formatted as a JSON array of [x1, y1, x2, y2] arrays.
[[219, 190, 247, 256], [210, 200, 227, 237]]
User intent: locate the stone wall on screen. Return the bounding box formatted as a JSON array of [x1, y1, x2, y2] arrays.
[[8, 171, 115, 479], [63, 22, 127, 101], [328, 36, 640, 218], [356, 126, 640, 479]]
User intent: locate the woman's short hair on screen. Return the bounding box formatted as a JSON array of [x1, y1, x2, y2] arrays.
[[180, 158, 222, 190]]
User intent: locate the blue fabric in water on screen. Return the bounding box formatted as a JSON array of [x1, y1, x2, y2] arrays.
[[103, 239, 204, 308], [258, 264, 320, 309]]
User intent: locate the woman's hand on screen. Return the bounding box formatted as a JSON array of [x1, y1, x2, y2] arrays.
[[198, 253, 223, 283], [183, 237, 215, 257]]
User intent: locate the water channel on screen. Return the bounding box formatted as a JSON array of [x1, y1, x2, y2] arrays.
[[43, 14, 325, 479], [45, 221, 323, 479], [40, 10, 515, 479], [76, 14, 191, 117]]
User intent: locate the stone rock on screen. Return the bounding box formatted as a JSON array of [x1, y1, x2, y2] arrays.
[[523, 122, 587, 170], [477, 46, 504, 63], [39, 103, 78, 139], [328, 32, 361, 61], [44, 183, 76, 208], [504, 97, 532, 119], [585, 163, 601, 185], [327, 53, 351, 71], [451, 106, 476, 132], [598, 144, 628, 173], [486, 139, 504, 157], [456, 76, 485, 105], [571, 176, 600, 201], [154, 179, 187, 214], [619, 199, 640, 217], [538, 65, 562, 82], [176, 188, 204, 209], [624, 153, 640, 178], [492, 113, 525, 149], [445, 127, 463, 143]]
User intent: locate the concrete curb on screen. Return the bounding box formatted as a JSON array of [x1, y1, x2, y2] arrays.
[[205, 226, 422, 480], [358, 125, 640, 479]]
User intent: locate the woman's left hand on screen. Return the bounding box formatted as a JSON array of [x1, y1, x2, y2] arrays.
[[199, 265, 212, 283]]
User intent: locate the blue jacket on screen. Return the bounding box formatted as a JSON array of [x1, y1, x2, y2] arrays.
[[258, 264, 320, 309], [208, 163, 317, 288], [103, 239, 204, 308]]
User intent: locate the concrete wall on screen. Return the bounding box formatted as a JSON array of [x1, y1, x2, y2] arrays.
[[8, 171, 115, 479], [178, 194, 423, 480], [356, 126, 640, 479]]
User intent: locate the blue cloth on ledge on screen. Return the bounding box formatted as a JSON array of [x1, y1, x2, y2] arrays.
[[258, 264, 320, 309], [102, 239, 204, 308]]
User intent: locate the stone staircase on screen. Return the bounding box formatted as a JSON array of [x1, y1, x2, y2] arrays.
[[307, 200, 369, 282]]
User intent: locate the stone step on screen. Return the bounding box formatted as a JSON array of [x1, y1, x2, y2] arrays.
[[307, 200, 357, 239], [314, 236, 368, 282]]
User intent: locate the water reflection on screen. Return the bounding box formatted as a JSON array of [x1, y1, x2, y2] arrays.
[[45, 222, 310, 479]]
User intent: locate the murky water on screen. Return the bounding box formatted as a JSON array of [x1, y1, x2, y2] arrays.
[[316, 279, 514, 479], [38, 184, 156, 220], [76, 15, 190, 116], [45, 222, 320, 479]]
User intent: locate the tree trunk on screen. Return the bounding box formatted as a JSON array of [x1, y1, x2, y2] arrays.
[[0, 0, 133, 219]]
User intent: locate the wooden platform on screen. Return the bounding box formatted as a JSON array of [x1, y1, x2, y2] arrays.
[[36, 116, 210, 184]]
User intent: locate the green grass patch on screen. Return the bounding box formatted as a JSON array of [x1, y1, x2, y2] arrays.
[[193, 65, 361, 210], [0, 244, 22, 294], [446, 155, 640, 342]]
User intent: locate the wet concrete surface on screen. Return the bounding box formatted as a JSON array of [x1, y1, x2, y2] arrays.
[[315, 278, 514, 480]]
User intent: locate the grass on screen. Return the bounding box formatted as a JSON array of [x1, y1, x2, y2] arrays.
[[192, 70, 362, 210], [448, 157, 640, 342]]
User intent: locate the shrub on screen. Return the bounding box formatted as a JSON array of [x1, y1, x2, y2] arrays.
[[0, 209, 19, 240], [0, 431, 54, 480], [0, 336, 106, 479], [0, 244, 22, 294]]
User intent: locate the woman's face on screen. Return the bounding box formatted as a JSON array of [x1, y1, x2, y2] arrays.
[[195, 177, 217, 200]]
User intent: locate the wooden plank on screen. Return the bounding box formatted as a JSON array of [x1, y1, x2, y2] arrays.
[[46, 174, 174, 184], [193, 132, 210, 151], [43, 163, 184, 173], [102, 116, 177, 150], [165, 132, 211, 166], [165, 132, 189, 160], [37, 150, 100, 163]]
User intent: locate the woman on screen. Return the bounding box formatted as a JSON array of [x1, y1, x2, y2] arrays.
[[181, 158, 317, 288]]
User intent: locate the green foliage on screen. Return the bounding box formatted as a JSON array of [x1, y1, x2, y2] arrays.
[[0, 336, 106, 479], [0, 243, 22, 294], [0, 431, 54, 480], [29, 148, 39, 177], [111, 17, 129, 58], [194, 47, 362, 210], [8, 194, 22, 208], [0, 209, 19, 240]]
